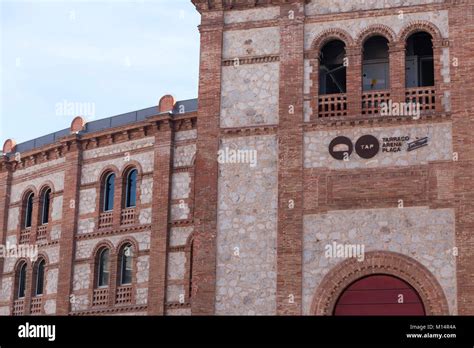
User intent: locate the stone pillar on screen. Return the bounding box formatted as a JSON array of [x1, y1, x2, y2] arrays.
[[147, 119, 173, 315], [276, 1, 305, 315], [346, 46, 362, 117], [433, 39, 447, 113], [56, 137, 82, 315], [388, 42, 406, 107], [191, 9, 224, 315]]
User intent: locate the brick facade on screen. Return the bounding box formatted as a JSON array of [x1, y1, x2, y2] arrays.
[[0, 0, 473, 316]]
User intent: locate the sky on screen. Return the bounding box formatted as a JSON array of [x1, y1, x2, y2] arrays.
[[0, 0, 201, 144]]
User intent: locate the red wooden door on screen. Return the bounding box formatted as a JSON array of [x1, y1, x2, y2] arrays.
[[333, 274, 425, 316]]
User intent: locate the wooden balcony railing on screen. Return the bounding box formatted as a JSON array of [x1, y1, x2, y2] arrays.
[[36, 225, 48, 242], [361, 90, 391, 116], [98, 212, 113, 229], [12, 299, 25, 316], [19, 228, 31, 244], [115, 285, 132, 305], [30, 297, 43, 315], [405, 86, 436, 113], [120, 208, 136, 226], [318, 93, 347, 118], [92, 288, 109, 307]]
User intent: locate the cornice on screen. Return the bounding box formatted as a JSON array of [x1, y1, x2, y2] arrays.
[[192, 0, 309, 13]]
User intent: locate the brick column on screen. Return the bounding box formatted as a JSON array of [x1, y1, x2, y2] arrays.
[[388, 42, 406, 107], [191, 10, 223, 315], [346, 46, 362, 117], [56, 137, 82, 315], [276, 2, 305, 315], [147, 119, 173, 315], [0, 157, 13, 298], [449, 1, 474, 315]]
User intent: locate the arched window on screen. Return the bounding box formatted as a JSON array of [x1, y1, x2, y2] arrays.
[[24, 192, 34, 228], [34, 259, 46, 296], [97, 248, 110, 288], [119, 244, 133, 285], [319, 40, 347, 94], [405, 32, 434, 87], [103, 173, 115, 212], [40, 188, 51, 225], [124, 169, 138, 208], [17, 262, 27, 299], [362, 36, 390, 91]]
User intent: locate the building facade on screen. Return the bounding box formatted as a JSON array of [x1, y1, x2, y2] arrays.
[[0, 0, 473, 315]]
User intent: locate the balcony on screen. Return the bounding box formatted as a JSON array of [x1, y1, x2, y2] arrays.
[[115, 285, 132, 305], [12, 299, 25, 316], [92, 288, 109, 307], [19, 228, 31, 244], [36, 225, 48, 242], [361, 90, 391, 116], [98, 212, 113, 229], [30, 296, 43, 315], [405, 87, 436, 114], [120, 208, 136, 226], [318, 93, 347, 118]]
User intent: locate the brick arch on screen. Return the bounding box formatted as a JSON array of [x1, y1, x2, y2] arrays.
[[398, 21, 443, 43], [116, 237, 139, 255], [91, 240, 116, 260], [310, 28, 354, 55], [310, 251, 449, 315], [34, 253, 49, 265], [120, 160, 143, 178], [99, 165, 120, 182], [21, 186, 38, 202], [356, 24, 396, 46], [38, 180, 55, 196]]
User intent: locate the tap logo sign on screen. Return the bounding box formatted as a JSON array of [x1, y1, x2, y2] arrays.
[[329, 134, 427, 160]]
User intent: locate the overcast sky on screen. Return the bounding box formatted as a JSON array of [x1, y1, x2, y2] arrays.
[[0, 0, 201, 144]]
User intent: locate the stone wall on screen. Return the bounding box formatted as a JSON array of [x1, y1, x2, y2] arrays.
[[82, 137, 155, 160], [221, 63, 279, 128], [12, 157, 65, 178], [10, 171, 65, 203], [302, 207, 457, 314], [75, 231, 151, 259], [223, 27, 280, 59], [305, 0, 444, 16], [216, 135, 278, 315], [171, 173, 191, 200], [224, 7, 280, 24], [7, 207, 19, 232], [173, 144, 196, 168], [304, 123, 452, 169]]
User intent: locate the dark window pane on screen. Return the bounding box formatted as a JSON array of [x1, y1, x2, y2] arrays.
[[319, 40, 346, 95], [125, 170, 137, 208], [25, 193, 34, 228], [18, 263, 27, 298], [103, 174, 115, 211], [36, 260, 45, 295], [362, 36, 389, 91], [120, 246, 133, 285], [41, 189, 51, 225], [98, 249, 110, 287]]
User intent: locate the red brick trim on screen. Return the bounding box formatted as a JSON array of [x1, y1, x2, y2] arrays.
[[309, 28, 354, 56], [398, 20, 444, 42], [310, 251, 450, 315], [356, 24, 396, 45]]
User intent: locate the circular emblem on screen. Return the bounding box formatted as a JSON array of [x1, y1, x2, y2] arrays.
[[355, 135, 380, 159], [329, 136, 353, 160]]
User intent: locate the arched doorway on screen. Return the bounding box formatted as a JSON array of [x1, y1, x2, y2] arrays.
[[334, 274, 425, 316]]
